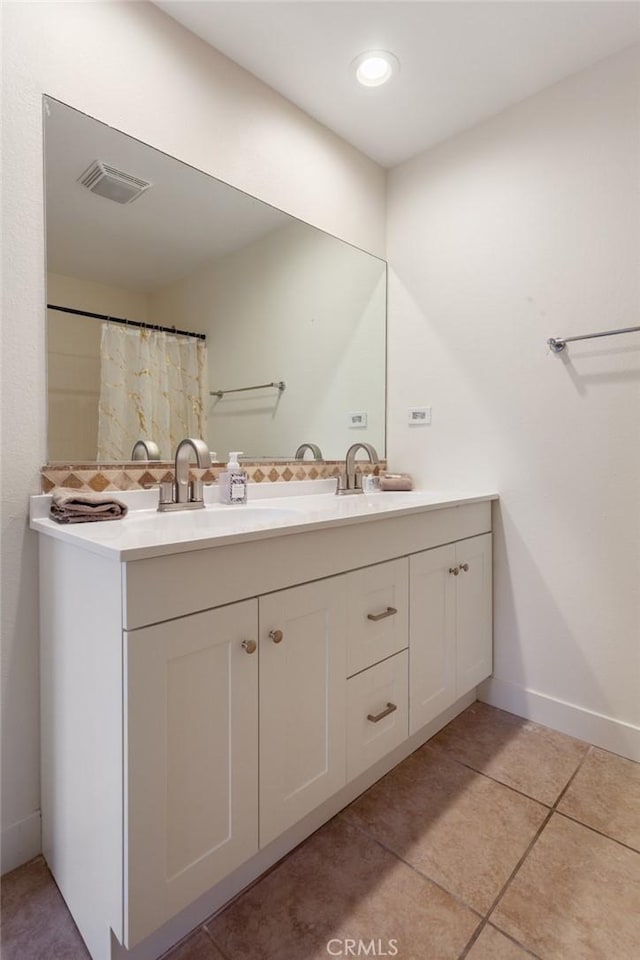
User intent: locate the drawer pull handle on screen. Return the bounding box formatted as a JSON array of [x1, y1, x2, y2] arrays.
[[367, 702, 397, 723], [367, 606, 398, 622], [459, 562, 469, 572], [241, 639, 257, 655], [449, 566, 459, 576], [269, 629, 284, 644]]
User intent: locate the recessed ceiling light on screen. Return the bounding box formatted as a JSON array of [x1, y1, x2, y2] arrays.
[[353, 51, 399, 87]]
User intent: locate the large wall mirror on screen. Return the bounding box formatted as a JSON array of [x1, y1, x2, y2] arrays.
[[44, 98, 386, 463]]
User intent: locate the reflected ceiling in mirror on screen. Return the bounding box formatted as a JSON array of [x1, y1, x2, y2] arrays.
[[45, 98, 386, 463]]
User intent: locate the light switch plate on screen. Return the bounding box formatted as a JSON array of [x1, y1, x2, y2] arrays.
[[408, 406, 431, 425]]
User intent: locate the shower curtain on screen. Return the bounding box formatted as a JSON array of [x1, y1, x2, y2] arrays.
[[97, 324, 208, 461]]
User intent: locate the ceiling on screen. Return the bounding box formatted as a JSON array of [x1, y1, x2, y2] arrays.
[[155, 1, 640, 168], [45, 99, 290, 291]]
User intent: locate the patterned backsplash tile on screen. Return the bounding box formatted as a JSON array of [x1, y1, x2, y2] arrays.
[[41, 460, 385, 493]]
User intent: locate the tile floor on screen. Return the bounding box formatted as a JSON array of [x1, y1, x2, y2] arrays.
[[2, 702, 639, 960]]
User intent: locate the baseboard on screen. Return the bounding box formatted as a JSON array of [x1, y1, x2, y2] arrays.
[[479, 677, 640, 762], [1, 811, 42, 875]]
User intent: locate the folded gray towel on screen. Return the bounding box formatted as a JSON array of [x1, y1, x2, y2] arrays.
[[50, 488, 128, 524], [379, 473, 413, 491]]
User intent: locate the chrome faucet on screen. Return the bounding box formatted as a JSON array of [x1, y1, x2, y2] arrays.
[[294, 442, 324, 461], [157, 438, 211, 512], [336, 442, 380, 495], [131, 439, 161, 461]]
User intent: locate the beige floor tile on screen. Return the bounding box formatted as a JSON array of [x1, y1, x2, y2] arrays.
[[342, 745, 547, 913], [492, 813, 640, 960], [207, 816, 479, 960], [162, 928, 226, 960], [429, 701, 588, 805], [0, 857, 90, 960], [557, 747, 640, 850], [466, 924, 537, 960]]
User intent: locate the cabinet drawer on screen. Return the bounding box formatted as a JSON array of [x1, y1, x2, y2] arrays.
[[347, 650, 409, 781], [346, 558, 409, 677]]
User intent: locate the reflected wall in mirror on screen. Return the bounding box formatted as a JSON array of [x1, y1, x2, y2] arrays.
[[45, 98, 387, 463]]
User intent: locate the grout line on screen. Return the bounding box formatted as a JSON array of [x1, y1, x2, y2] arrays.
[[343, 815, 484, 920], [457, 807, 554, 960], [554, 809, 640, 856], [201, 924, 233, 960], [458, 746, 598, 959], [200, 839, 303, 927], [455, 918, 488, 959], [586, 742, 640, 765], [551, 744, 592, 810], [345, 740, 599, 960], [427, 736, 592, 811], [484, 922, 545, 959], [428, 749, 554, 808], [156, 924, 226, 960], [487, 745, 594, 913]]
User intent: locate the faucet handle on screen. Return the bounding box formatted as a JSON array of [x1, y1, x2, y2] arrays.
[[190, 479, 204, 503], [143, 479, 175, 503], [159, 481, 175, 503]]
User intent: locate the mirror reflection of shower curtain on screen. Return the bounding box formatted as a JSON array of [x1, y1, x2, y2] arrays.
[[97, 324, 207, 460]]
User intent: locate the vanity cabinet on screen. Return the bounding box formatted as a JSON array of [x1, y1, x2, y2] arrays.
[[409, 533, 492, 734], [36, 495, 494, 960]]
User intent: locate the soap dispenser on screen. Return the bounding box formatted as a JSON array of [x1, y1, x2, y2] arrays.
[[219, 451, 248, 504]]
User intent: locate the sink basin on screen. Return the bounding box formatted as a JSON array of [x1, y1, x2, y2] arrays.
[[126, 504, 301, 534]]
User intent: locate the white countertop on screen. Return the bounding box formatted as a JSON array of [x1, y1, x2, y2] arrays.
[[30, 482, 498, 561]]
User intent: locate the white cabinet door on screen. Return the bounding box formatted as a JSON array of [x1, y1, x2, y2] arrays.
[[347, 650, 409, 781], [409, 535, 493, 735], [346, 558, 409, 676], [409, 543, 457, 734], [124, 600, 258, 947], [260, 578, 347, 847], [456, 533, 493, 695]]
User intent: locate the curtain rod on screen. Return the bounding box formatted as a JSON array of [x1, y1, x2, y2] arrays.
[[46, 304, 207, 341]]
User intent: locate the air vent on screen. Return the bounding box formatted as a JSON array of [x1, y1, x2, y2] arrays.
[[77, 161, 152, 204]]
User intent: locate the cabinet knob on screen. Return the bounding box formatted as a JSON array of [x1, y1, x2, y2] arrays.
[[449, 566, 460, 576], [459, 562, 469, 572], [269, 629, 284, 644], [241, 639, 257, 655]]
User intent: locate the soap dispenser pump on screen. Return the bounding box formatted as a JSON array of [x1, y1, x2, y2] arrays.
[[219, 451, 248, 504]]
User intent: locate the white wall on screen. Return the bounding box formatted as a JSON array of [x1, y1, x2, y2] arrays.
[[1, 0, 385, 873], [387, 45, 640, 759], [150, 221, 386, 459], [47, 274, 150, 461]]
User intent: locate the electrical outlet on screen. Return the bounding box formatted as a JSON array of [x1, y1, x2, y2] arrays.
[[348, 411, 368, 428], [408, 406, 431, 425]]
